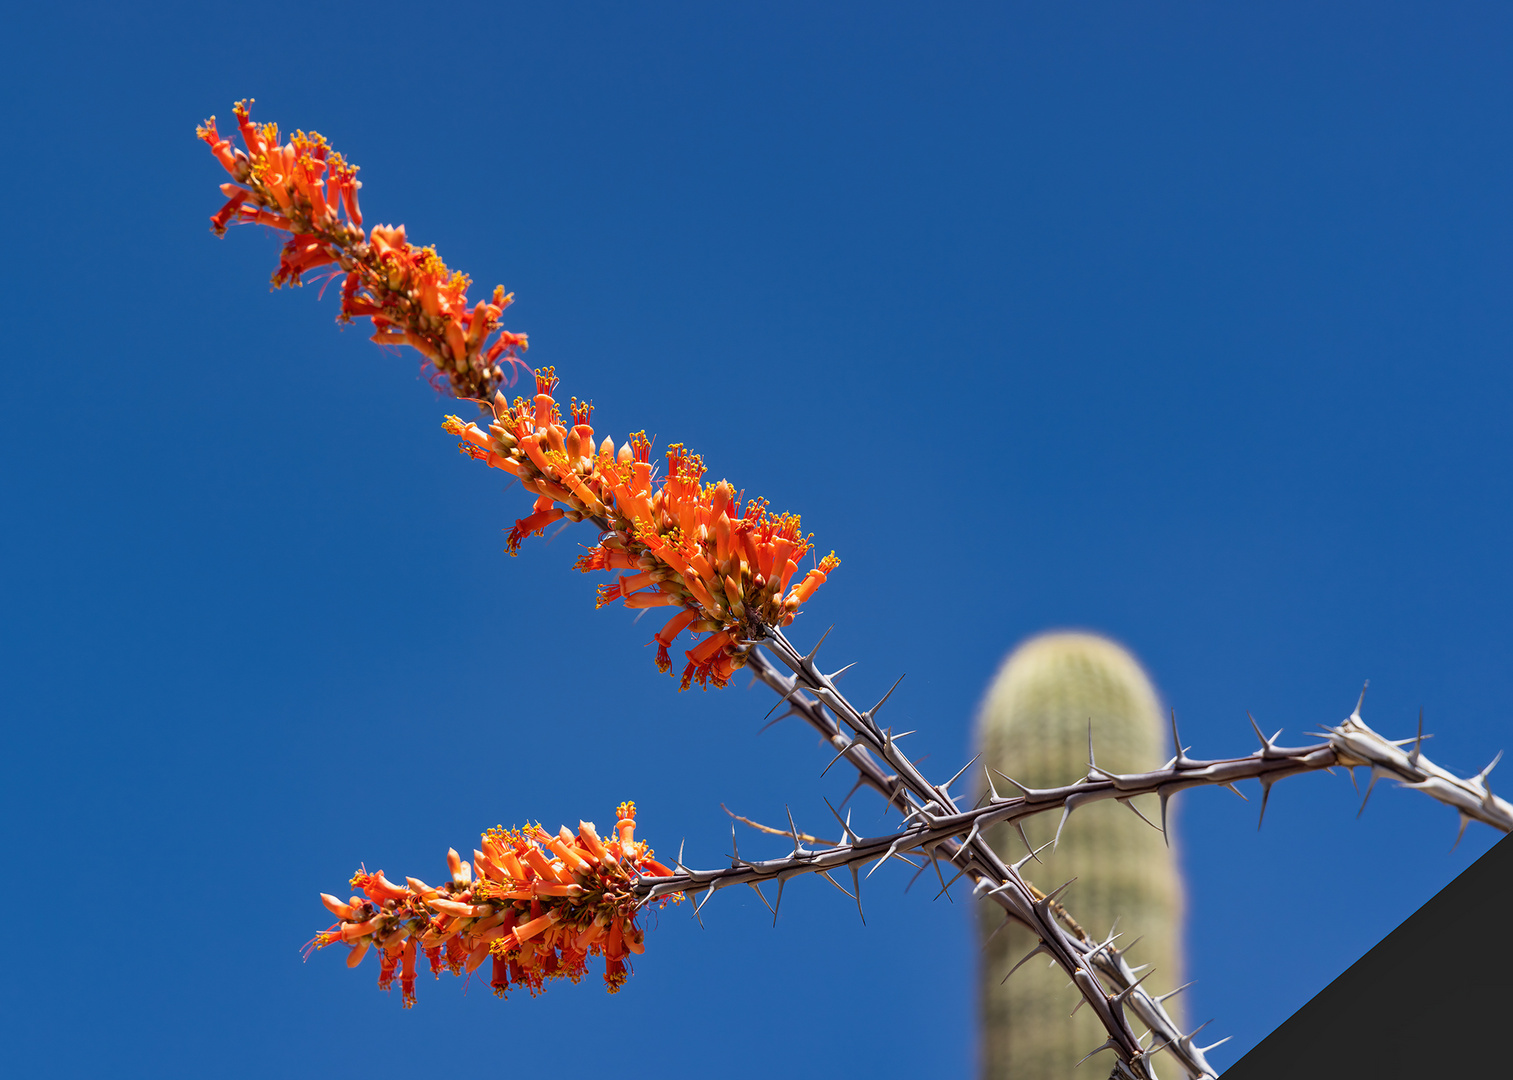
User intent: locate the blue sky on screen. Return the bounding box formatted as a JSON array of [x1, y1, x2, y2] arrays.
[[3, 3, 1510, 1076]]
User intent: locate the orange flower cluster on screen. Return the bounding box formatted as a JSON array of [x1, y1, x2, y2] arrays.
[[197, 101, 527, 400], [197, 103, 839, 689], [306, 803, 675, 1006], [444, 370, 840, 689]]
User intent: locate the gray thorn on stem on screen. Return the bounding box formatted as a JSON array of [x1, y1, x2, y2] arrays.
[[1169, 708, 1193, 768], [1357, 766, 1386, 818], [1118, 931, 1144, 954], [1452, 811, 1472, 853], [1407, 707, 1427, 768], [746, 881, 774, 915], [1086, 931, 1124, 962], [849, 864, 865, 925], [1158, 785, 1177, 848], [819, 741, 856, 779], [932, 863, 972, 902], [982, 878, 1019, 900], [866, 838, 904, 879], [983, 912, 1014, 949], [866, 673, 907, 721], [1118, 797, 1164, 835], [1015, 821, 1040, 862], [823, 797, 857, 843], [1155, 980, 1195, 1004], [817, 868, 854, 901], [1012, 839, 1056, 873], [1257, 776, 1275, 831], [756, 706, 803, 735], [759, 685, 806, 723], [1074, 1038, 1120, 1068], [1246, 711, 1280, 756], [941, 753, 982, 796], [1351, 680, 1369, 722], [958, 820, 982, 861], [930, 855, 956, 903], [898, 802, 933, 828], [992, 767, 1039, 797], [1054, 803, 1074, 849], [826, 662, 857, 683], [784, 804, 805, 856], [801, 624, 835, 666], [693, 882, 718, 920], [1110, 967, 1156, 1007], [1176, 1019, 1214, 1052], [1037, 877, 1077, 909], [1001, 940, 1051, 984]]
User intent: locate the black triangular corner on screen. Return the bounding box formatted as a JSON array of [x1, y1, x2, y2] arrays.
[[1222, 832, 1511, 1077]]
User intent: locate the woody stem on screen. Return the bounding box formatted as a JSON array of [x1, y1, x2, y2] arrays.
[[755, 624, 1169, 1080]]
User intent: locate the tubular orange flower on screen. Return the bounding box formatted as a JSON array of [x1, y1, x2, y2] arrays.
[[200, 102, 839, 689], [304, 803, 676, 1005], [198, 101, 528, 400]]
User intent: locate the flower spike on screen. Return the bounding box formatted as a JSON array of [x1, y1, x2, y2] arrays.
[[444, 388, 840, 688], [201, 101, 839, 689], [199, 100, 528, 402], [305, 803, 678, 1005]]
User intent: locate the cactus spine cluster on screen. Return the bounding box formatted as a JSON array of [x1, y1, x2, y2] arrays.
[[976, 633, 1186, 1079]]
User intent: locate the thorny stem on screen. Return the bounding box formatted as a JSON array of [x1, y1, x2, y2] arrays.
[[744, 649, 1102, 947], [746, 626, 1173, 1080], [661, 631, 1511, 1079], [746, 649, 1086, 930]]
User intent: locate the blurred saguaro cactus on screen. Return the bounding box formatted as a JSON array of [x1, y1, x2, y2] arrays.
[[976, 633, 1186, 1079]]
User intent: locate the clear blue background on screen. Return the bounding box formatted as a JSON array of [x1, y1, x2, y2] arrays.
[[3, 3, 1510, 1076]]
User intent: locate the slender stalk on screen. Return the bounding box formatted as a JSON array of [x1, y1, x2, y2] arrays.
[[754, 625, 1177, 1080], [723, 631, 1511, 1078], [743, 646, 1209, 1078]]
